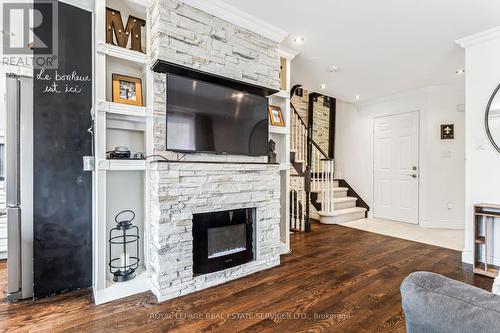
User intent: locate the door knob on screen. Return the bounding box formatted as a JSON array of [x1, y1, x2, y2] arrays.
[[407, 174, 417, 179]]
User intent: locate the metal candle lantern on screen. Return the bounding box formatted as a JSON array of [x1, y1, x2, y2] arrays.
[[109, 210, 140, 282]]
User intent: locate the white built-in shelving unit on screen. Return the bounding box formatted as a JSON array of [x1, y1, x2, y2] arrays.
[[269, 49, 297, 255], [93, 0, 153, 305]]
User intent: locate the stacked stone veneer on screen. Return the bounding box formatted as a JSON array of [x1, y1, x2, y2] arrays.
[[150, 0, 280, 159], [147, 0, 283, 301], [149, 162, 281, 301]]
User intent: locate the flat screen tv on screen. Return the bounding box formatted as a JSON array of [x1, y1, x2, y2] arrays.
[[166, 73, 269, 156]]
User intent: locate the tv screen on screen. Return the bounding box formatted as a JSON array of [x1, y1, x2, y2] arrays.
[[166, 73, 269, 156]]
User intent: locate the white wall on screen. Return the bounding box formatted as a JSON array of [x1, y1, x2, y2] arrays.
[[335, 86, 465, 229], [460, 30, 500, 265]]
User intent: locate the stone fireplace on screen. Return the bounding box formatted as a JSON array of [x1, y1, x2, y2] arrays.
[[147, 0, 282, 302], [148, 162, 281, 301]]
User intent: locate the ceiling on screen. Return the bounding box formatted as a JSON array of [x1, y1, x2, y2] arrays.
[[220, 0, 500, 103]]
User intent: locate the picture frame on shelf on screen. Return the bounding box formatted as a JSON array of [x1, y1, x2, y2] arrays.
[[112, 74, 143, 106], [268, 105, 285, 127]]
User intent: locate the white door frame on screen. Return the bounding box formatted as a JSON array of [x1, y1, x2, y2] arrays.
[[372, 110, 420, 224]]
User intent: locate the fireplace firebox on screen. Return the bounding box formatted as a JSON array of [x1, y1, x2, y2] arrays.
[[193, 208, 254, 275]]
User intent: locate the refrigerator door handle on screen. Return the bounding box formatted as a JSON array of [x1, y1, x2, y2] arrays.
[[6, 75, 20, 207], [7, 208, 21, 298]]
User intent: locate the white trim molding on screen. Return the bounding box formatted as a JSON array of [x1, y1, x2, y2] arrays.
[[456, 26, 500, 49], [178, 0, 289, 43], [278, 45, 299, 61]]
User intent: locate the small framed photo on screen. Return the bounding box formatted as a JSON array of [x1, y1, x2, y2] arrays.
[[268, 105, 285, 127], [112, 74, 143, 106]]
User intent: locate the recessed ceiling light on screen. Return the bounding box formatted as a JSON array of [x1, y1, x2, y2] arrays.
[[311, 56, 320, 60], [328, 65, 341, 73], [355, 95, 361, 100], [456, 69, 465, 75], [294, 36, 305, 44], [320, 84, 327, 89]]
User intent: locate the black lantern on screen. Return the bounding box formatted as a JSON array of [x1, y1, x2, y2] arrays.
[[109, 210, 140, 282]]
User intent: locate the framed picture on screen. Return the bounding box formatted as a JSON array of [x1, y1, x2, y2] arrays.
[[268, 105, 285, 127], [441, 124, 454, 140], [112, 74, 143, 106]]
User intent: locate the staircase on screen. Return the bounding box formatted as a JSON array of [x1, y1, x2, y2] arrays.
[[289, 89, 367, 231]]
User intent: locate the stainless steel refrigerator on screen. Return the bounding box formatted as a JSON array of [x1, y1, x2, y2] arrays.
[[6, 73, 33, 301]]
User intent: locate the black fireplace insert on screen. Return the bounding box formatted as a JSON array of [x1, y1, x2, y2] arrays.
[[193, 208, 254, 275]]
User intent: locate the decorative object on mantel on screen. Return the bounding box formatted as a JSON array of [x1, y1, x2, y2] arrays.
[[440, 124, 454, 140], [109, 210, 140, 282], [106, 7, 145, 53], [472, 204, 500, 278], [112, 74, 143, 106], [268, 105, 285, 127], [268, 139, 277, 164]]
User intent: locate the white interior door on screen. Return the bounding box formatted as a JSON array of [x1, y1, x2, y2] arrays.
[[374, 112, 419, 224]]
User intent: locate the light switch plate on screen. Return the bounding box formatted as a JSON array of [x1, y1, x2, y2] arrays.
[[83, 156, 95, 171]]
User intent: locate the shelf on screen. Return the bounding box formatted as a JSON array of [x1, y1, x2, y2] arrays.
[[97, 100, 151, 119], [269, 126, 288, 135], [97, 42, 148, 64], [94, 270, 150, 305], [473, 267, 499, 278], [97, 159, 147, 171]]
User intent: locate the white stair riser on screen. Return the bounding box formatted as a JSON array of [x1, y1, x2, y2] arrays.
[[334, 200, 357, 210], [311, 181, 339, 191], [319, 210, 366, 225], [333, 190, 348, 198], [314, 198, 356, 209]]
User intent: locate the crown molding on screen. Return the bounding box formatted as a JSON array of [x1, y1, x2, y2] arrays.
[[456, 26, 500, 49], [178, 0, 289, 43], [278, 45, 299, 60]]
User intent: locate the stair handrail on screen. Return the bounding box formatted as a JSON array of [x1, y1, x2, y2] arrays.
[[290, 102, 307, 128], [312, 140, 331, 161]]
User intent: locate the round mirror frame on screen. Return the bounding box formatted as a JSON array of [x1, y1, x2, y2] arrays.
[[485, 83, 500, 154]]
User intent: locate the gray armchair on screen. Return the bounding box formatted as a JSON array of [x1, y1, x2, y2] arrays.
[[400, 271, 500, 333]]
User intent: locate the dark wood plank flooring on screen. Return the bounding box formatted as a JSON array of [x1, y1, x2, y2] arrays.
[[0, 224, 492, 333]]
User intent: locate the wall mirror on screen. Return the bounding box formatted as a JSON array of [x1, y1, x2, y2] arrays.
[[486, 83, 500, 153]]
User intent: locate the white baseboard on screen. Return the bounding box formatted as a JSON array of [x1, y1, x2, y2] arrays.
[[462, 250, 473, 264], [420, 219, 464, 230]]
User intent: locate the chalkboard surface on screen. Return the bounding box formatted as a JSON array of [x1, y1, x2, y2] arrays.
[[33, 2, 92, 298]]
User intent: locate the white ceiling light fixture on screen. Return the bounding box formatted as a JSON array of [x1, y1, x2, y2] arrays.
[[294, 36, 305, 44], [456, 69, 465, 75], [328, 65, 341, 72], [320, 84, 327, 89], [355, 95, 361, 100]]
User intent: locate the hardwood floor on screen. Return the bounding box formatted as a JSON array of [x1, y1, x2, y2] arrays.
[[0, 224, 492, 333]]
